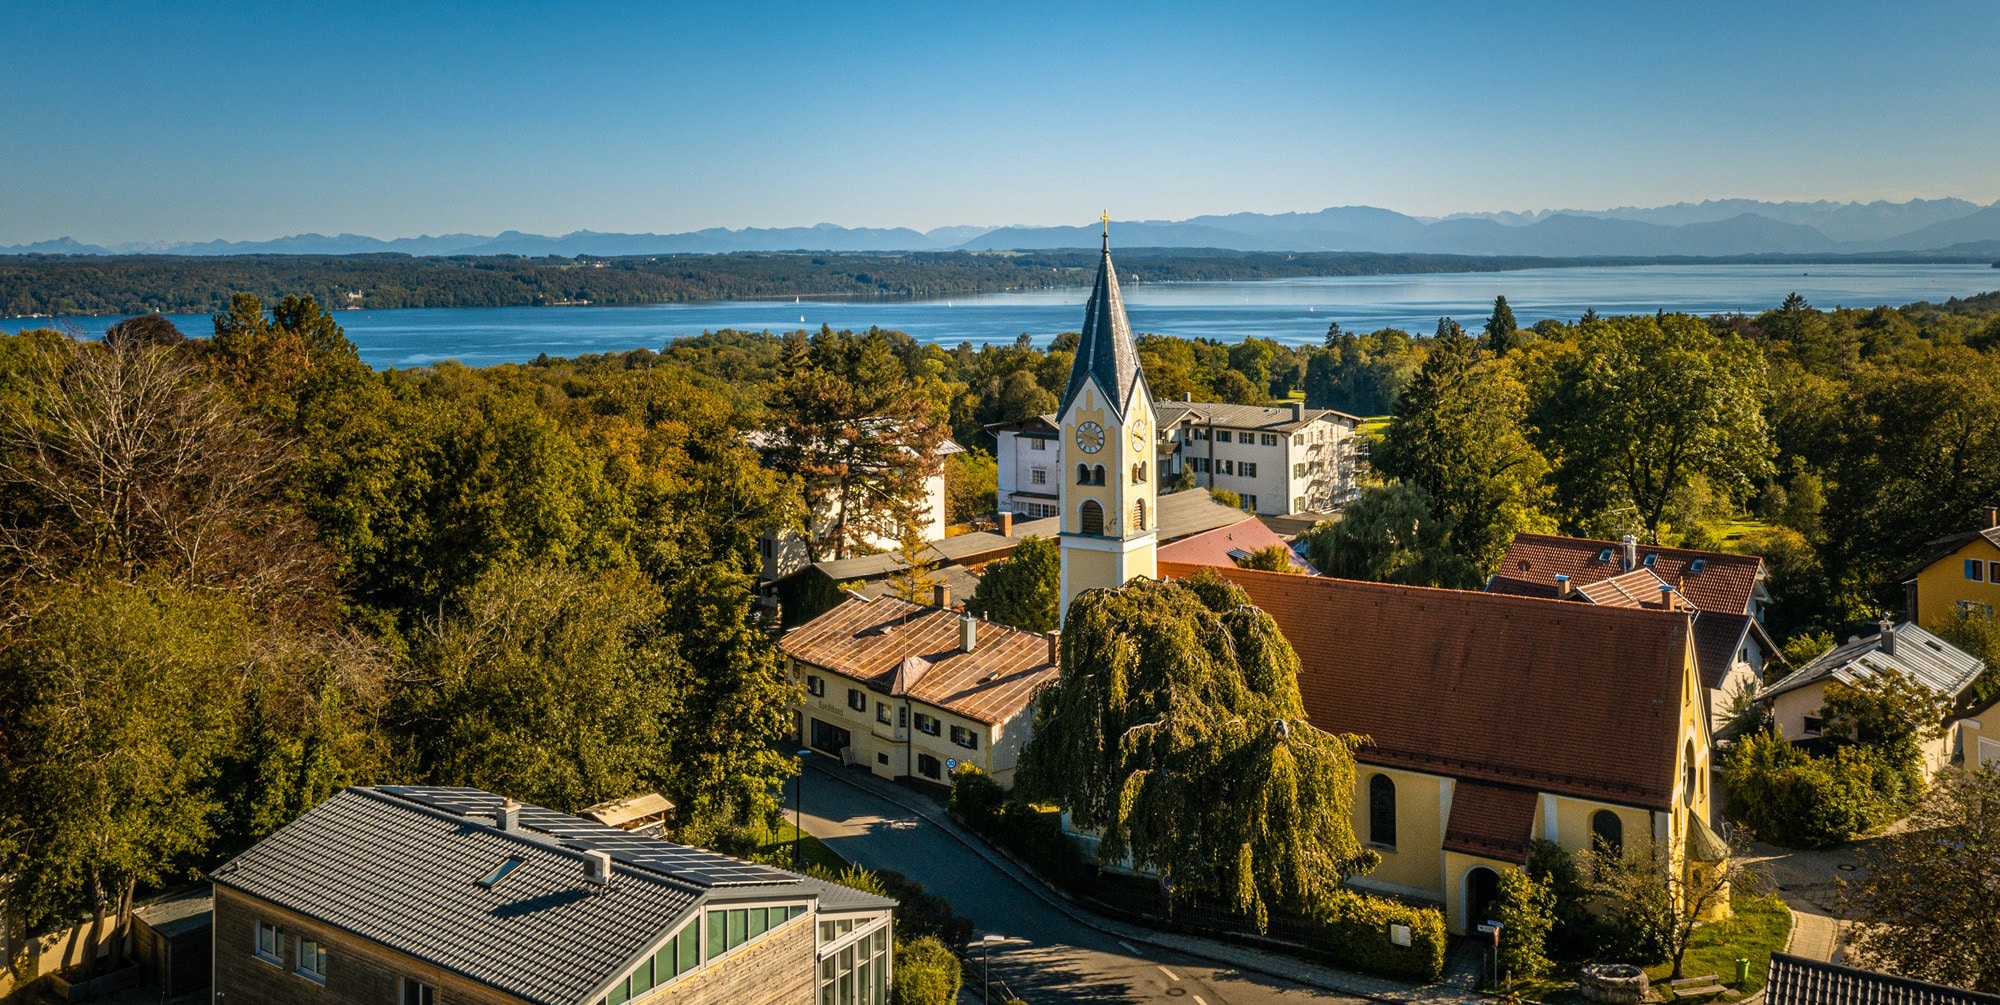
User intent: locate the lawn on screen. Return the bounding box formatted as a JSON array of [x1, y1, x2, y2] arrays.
[[749, 819, 849, 874], [1645, 892, 1791, 996]]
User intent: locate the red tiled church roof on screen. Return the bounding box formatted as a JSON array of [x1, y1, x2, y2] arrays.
[[1155, 517, 1303, 571], [1162, 563, 1696, 810], [1442, 781, 1539, 863], [1488, 533, 1763, 616]]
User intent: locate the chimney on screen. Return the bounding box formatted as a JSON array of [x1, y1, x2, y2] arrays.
[[933, 583, 951, 609], [497, 798, 520, 832], [997, 511, 1013, 536], [1878, 618, 1896, 656], [1659, 583, 1677, 611], [1986, 505, 1998, 529], [1289, 401, 1304, 422], [1555, 574, 1571, 599], [583, 848, 612, 886], [1046, 633, 1059, 666], [960, 611, 978, 652], [1183, 391, 1192, 402], [1623, 534, 1638, 572]]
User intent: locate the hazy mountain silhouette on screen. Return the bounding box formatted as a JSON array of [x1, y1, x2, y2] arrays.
[[9, 198, 2000, 258]]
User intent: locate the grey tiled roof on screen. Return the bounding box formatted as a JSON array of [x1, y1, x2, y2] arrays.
[[1060, 236, 1147, 416], [1156, 400, 1362, 431], [1767, 953, 2000, 1005], [209, 786, 884, 1005]]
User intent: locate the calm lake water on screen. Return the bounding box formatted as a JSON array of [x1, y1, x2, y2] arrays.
[[20, 263, 1998, 369]]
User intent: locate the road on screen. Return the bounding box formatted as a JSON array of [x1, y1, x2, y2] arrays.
[[785, 766, 1362, 1005]]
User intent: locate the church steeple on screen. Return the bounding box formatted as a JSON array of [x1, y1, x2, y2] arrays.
[[1059, 214, 1145, 418]]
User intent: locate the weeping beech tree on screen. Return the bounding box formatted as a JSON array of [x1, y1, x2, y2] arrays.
[[1016, 570, 1375, 928]]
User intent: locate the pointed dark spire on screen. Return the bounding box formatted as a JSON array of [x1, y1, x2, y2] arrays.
[[1060, 218, 1143, 416]]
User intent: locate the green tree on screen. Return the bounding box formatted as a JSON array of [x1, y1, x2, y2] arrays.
[[1931, 610, 2000, 711], [891, 936, 963, 1005], [1842, 767, 2000, 992], [1298, 481, 1481, 588], [1818, 667, 1950, 779], [1527, 313, 1773, 538], [1492, 868, 1556, 980], [944, 449, 998, 524], [886, 520, 943, 606], [0, 580, 248, 952], [1234, 543, 1301, 573], [1581, 838, 1753, 979], [1017, 572, 1373, 928], [964, 535, 1059, 633], [1483, 295, 1521, 355]]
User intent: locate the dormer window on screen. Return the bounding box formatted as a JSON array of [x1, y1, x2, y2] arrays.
[[1689, 558, 1706, 573], [478, 856, 525, 889], [1643, 553, 1658, 568], [1596, 548, 1613, 562]]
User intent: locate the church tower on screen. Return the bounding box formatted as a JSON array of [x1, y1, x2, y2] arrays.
[[1057, 217, 1158, 622]]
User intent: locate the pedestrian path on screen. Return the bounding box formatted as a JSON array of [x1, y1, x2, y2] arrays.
[[808, 760, 1489, 1005]]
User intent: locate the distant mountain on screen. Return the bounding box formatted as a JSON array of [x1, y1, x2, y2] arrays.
[[10, 197, 2000, 259]]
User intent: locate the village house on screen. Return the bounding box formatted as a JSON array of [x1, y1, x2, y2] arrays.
[[1165, 562, 1720, 937], [989, 399, 1362, 519], [750, 431, 964, 584], [1759, 619, 1987, 774], [1487, 532, 1784, 727], [208, 786, 895, 1005], [781, 590, 1059, 786], [1896, 505, 2000, 625]]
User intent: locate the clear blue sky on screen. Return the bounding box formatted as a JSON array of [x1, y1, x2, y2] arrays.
[[5, 0, 1997, 245]]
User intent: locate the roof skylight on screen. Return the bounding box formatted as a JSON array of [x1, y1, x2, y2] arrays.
[[478, 856, 525, 889]]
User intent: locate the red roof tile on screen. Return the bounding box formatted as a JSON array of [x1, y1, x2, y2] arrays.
[[1163, 563, 1695, 810], [1155, 517, 1303, 571], [1442, 781, 1539, 863], [1488, 533, 1764, 616], [781, 596, 1058, 725]]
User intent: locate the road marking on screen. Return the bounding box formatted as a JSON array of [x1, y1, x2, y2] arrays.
[[1193, 997, 1209, 1005], [1158, 965, 1181, 981], [1117, 940, 1142, 955]]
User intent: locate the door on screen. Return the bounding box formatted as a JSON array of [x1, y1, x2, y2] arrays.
[[1467, 867, 1501, 929], [810, 718, 852, 757]]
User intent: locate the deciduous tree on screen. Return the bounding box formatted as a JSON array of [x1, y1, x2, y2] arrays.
[[1842, 767, 2000, 992], [964, 534, 1059, 633]]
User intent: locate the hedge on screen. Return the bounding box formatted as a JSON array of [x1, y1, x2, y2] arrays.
[[1309, 888, 1449, 982]]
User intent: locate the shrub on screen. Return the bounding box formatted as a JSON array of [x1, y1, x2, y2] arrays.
[[949, 764, 1005, 832], [876, 869, 973, 948], [1723, 730, 1883, 847], [1307, 888, 1448, 982], [1493, 868, 1556, 979], [1209, 486, 1243, 509], [992, 801, 1091, 887], [891, 936, 962, 1005]]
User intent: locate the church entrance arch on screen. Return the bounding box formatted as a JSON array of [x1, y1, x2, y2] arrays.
[[1465, 866, 1501, 930]]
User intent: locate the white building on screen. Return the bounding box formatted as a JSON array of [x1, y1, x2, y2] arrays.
[[989, 399, 1361, 519], [752, 434, 963, 583]]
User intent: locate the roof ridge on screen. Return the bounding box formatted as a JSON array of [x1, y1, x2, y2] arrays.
[[1208, 564, 1698, 623], [1512, 532, 1761, 564]]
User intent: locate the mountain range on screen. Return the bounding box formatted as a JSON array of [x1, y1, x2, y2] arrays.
[[10, 199, 2000, 260]]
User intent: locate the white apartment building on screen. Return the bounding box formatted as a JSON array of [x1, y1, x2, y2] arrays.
[[989, 399, 1361, 518]]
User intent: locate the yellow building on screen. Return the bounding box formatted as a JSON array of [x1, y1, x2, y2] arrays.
[[1170, 562, 1717, 935], [1957, 690, 2000, 771], [1056, 222, 1159, 619], [1899, 507, 2000, 626]]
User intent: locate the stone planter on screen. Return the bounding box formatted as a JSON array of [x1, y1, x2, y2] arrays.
[[1579, 963, 1650, 1005]]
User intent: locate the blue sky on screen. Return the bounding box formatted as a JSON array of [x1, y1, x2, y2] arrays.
[[4, 0, 1997, 244]]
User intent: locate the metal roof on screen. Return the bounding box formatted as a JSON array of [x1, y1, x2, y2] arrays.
[[209, 786, 889, 1005], [1059, 232, 1147, 417], [1760, 621, 1986, 702], [1767, 953, 2000, 1005]]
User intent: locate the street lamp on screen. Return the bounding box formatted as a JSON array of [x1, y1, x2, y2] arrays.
[[793, 748, 811, 870], [978, 934, 1015, 1005]]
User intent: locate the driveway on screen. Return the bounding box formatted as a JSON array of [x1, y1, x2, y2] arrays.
[[785, 765, 1366, 1005]]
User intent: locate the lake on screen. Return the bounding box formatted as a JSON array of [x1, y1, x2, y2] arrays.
[[18, 262, 1998, 369]]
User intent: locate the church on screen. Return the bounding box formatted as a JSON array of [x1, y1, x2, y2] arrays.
[[787, 225, 1717, 937]]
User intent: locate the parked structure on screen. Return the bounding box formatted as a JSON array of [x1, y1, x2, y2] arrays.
[[782, 590, 1059, 786], [1760, 619, 1987, 773], [1166, 562, 1718, 937], [1896, 506, 2000, 625], [209, 786, 894, 1005], [1488, 532, 1783, 725], [1766, 952, 2000, 1005]]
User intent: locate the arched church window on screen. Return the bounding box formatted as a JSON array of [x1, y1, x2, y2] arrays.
[[1079, 500, 1104, 536], [1077, 463, 1091, 485], [1092, 465, 1106, 485], [1369, 774, 1396, 847], [1591, 809, 1623, 859], [1133, 499, 1147, 531]]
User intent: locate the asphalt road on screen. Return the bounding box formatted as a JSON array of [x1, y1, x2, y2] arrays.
[[785, 767, 1361, 1005]]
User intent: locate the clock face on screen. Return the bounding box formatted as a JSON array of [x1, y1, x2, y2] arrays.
[[1130, 420, 1148, 452], [1075, 421, 1105, 454]]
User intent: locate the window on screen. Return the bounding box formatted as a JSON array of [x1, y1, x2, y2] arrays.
[[477, 856, 524, 889], [1190, 457, 1209, 473], [1959, 601, 1996, 618], [1293, 463, 1306, 478], [1368, 774, 1396, 847], [1029, 438, 1046, 451], [806, 674, 824, 697], [848, 688, 868, 712], [914, 712, 940, 736], [1991, 560, 2000, 582], [1294, 495, 1306, 512], [1590, 810, 1624, 858], [898, 706, 907, 728], [1596, 548, 1613, 563], [1217, 430, 1232, 443], [1968, 559, 1987, 581], [1242, 495, 1257, 513], [295, 937, 327, 983], [1077, 463, 1091, 485], [1643, 553, 1658, 568], [1133, 499, 1147, 532], [917, 753, 941, 779], [759, 536, 773, 560], [1293, 434, 1304, 446], [1689, 558, 1707, 573], [950, 725, 980, 750], [403, 978, 436, 1005], [1091, 465, 1105, 485], [652, 921, 700, 980], [1131, 461, 1147, 483], [1030, 468, 1047, 486], [876, 702, 891, 724], [876, 752, 888, 765], [1240, 462, 1257, 478], [1261, 433, 1278, 446], [1803, 713, 1824, 735], [255, 921, 282, 964], [1079, 500, 1104, 536]]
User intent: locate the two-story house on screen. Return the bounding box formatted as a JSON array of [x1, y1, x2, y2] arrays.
[[1897, 506, 2000, 626], [989, 400, 1361, 519], [781, 590, 1060, 787], [209, 786, 895, 1005]]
